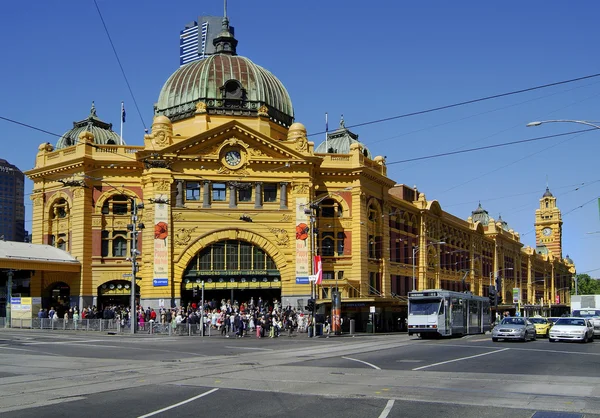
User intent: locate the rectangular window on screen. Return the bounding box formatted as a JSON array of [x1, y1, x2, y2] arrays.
[[226, 240, 238, 270], [323, 271, 334, 281], [113, 237, 128, 257], [213, 242, 225, 269], [263, 183, 277, 202], [186, 182, 201, 201], [253, 247, 265, 269], [200, 251, 211, 270], [238, 187, 252, 202], [212, 183, 226, 201], [113, 203, 128, 215], [240, 242, 252, 269]]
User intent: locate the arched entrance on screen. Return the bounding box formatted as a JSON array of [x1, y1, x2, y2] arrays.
[[181, 239, 282, 309], [97, 280, 140, 309], [44, 282, 70, 318]]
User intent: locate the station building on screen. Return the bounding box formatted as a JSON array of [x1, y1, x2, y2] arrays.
[[15, 14, 574, 329]]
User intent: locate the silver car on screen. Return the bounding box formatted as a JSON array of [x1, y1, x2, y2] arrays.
[[549, 317, 595, 343], [492, 317, 537, 342]]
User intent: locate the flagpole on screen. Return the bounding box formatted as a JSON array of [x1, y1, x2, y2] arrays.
[[325, 112, 328, 153], [120, 101, 124, 145]]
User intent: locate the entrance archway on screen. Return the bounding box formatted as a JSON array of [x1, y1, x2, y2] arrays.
[[44, 282, 70, 318], [181, 239, 282, 309], [97, 280, 140, 310]]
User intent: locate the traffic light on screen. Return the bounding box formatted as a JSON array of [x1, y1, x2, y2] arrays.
[[488, 286, 497, 305], [495, 276, 502, 300], [193, 286, 198, 297], [305, 298, 315, 312]]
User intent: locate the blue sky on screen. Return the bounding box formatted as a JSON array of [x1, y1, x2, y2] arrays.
[[1, 1, 599, 276]]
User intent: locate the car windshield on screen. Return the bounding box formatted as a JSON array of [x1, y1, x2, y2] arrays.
[[555, 318, 586, 326], [528, 318, 547, 324], [409, 299, 441, 315], [572, 310, 600, 318], [500, 318, 525, 325]]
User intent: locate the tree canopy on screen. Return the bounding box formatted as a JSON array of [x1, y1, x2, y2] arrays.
[[574, 274, 600, 295]]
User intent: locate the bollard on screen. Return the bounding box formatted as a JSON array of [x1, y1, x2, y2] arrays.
[[349, 319, 355, 335]]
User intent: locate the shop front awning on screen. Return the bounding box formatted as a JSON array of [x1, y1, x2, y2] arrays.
[[0, 241, 80, 272]]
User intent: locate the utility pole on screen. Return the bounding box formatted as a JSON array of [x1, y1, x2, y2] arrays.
[[128, 199, 144, 334], [6, 270, 13, 328]]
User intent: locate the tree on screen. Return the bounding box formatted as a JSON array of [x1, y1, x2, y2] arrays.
[[574, 274, 600, 295]]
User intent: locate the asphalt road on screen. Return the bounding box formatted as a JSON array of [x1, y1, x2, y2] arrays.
[[1, 329, 599, 418]]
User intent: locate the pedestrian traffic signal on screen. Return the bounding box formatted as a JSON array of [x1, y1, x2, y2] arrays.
[[305, 298, 315, 312], [193, 286, 198, 297]]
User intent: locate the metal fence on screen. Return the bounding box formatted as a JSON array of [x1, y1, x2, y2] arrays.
[[0, 317, 218, 337]]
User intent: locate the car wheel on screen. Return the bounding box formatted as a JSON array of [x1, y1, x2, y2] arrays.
[[582, 334, 588, 344], [492, 337, 498, 342], [546, 330, 550, 338], [532, 333, 537, 341]]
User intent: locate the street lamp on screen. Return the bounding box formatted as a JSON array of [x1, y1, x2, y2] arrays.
[[412, 241, 445, 291], [526, 120, 600, 130]]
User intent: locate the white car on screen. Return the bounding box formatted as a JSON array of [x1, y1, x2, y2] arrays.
[[549, 317, 595, 343]]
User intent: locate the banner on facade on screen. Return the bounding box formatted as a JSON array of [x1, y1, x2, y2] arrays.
[[295, 197, 310, 285], [154, 202, 169, 287]]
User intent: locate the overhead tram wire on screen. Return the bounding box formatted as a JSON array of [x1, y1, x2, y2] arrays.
[[306, 71, 600, 137], [386, 128, 595, 165], [93, 0, 147, 132]]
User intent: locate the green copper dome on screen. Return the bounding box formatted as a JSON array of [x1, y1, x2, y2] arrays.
[[155, 16, 293, 126], [156, 54, 294, 126], [56, 102, 122, 149]]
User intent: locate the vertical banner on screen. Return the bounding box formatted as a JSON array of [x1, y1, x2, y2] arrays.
[[314, 255, 322, 284], [153, 202, 169, 287], [512, 288, 520, 304], [331, 290, 341, 335], [295, 197, 310, 284]]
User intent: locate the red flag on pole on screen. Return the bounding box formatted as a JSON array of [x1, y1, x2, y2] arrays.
[[314, 255, 322, 285]]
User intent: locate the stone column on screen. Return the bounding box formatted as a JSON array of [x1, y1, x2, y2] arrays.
[[280, 182, 288, 209], [175, 180, 184, 207], [203, 181, 211, 208], [255, 182, 263, 209], [229, 184, 237, 208]]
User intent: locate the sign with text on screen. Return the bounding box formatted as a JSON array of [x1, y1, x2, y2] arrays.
[[512, 288, 520, 304], [153, 278, 168, 287]]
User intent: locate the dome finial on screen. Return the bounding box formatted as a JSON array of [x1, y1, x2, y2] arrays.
[[90, 101, 97, 117], [340, 114, 345, 128], [213, 0, 238, 55]]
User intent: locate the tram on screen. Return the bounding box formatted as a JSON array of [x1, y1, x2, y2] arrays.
[[408, 290, 491, 338]]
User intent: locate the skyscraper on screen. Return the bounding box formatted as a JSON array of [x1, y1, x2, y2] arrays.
[[179, 16, 234, 66], [0, 159, 25, 242]]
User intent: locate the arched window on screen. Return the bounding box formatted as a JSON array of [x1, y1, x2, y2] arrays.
[[102, 195, 130, 215], [321, 233, 334, 256], [51, 198, 69, 219]]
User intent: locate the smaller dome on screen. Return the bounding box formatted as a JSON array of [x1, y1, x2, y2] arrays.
[[56, 102, 123, 150], [153, 115, 172, 125], [565, 254, 574, 264], [543, 187, 553, 197], [471, 202, 490, 226], [315, 115, 372, 158]]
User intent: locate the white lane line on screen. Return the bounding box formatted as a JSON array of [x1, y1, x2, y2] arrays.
[[341, 356, 381, 370], [137, 388, 219, 418], [224, 346, 273, 351], [23, 339, 106, 345], [412, 348, 509, 371], [378, 400, 395, 418], [0, 346, 60, 355]]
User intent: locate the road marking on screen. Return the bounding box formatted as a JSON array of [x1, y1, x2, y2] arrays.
[[469, 338, 490, 342], [378, 400, 395, 418], [23, 339, 106, 345], [341, 356, 381, 370], [137, 388, 219, 418], [224, 346, 273, 351], [412, 348, 509, 371]]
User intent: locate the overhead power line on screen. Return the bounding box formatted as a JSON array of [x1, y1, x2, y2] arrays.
[[386, 128, 595, 165], [93, 0, 147, 131], [307, 72, 600, 137]]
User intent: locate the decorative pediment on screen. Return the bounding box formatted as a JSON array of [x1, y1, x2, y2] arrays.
[[155, 121, 318, 166]]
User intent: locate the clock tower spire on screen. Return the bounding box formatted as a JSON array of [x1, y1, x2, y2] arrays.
[[534, 186, 563, 258]]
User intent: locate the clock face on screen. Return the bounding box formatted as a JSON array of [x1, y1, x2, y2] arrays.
[[224, 150, 242, 167], [542, 227, 552, 236]]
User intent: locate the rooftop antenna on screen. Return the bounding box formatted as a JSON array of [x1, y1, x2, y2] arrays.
[[224, 0, 227, 19]]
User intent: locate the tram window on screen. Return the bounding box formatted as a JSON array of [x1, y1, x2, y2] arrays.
[[439, 303, 445, 315], [409, 300, 440, 315]]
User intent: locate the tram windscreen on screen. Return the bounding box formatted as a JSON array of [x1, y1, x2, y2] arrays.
[[409, 298, 442, 315]]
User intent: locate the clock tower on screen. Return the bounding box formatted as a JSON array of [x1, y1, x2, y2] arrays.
[[534, 187, 563, 258]]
